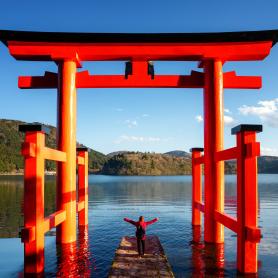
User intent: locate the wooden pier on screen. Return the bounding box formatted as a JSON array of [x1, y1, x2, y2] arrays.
[[109, 235, 174, 278]]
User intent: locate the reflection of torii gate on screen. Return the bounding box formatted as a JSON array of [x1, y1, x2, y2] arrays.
[[1, 29, 278, 275]]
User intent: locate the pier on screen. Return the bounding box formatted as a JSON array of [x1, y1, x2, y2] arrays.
[[109, 236, 174, 278]]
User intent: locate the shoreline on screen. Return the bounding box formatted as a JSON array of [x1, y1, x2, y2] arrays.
[[0, 172, 277, 176], [0, 171, 56, 176]]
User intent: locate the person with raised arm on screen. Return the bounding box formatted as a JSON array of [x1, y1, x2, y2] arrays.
[[123, 216, 159, 257]]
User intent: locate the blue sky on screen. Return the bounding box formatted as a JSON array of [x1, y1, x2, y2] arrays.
[[1, 0, 278, 155]]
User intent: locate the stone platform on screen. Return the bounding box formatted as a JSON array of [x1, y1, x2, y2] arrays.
[[109, 235, 174, 277]]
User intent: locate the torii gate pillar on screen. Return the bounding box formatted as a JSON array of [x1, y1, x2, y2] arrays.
[[56, 60, 77, 244], [203, 59, 225, 243]]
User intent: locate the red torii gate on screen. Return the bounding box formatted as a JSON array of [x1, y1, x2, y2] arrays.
[[1, 29, 278, 275]]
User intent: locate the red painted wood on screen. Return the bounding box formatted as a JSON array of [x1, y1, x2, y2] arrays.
[[56, 60, 77, 244], [20, 128, 91, 274], [246, 226, 262, 243], [77, 201, 85, 212], [194, 201, 205, 213], [214, 210, 238, 233], [8, 41, 272, 61], [203, 60, 224, 244], [192, 149, 203, 226], [77, 150, 89, 227], [18, 71, 261, 89], [222, 71, 262, 88], [22, 131, 45, 273], [215, 147, 238, 161], [21, 226, 35, 244], [193, 155, 205, 165], [43, 210, 66, 233], [236, 131, 261, 273], [43, 147, 66, 162]]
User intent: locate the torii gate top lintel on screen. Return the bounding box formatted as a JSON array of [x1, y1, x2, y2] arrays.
[[1, 29, 278, 62]]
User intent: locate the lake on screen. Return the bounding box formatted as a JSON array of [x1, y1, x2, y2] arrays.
[[0, 174, 278, 277]]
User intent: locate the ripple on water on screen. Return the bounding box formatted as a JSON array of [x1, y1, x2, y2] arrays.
[[0, 174, 278, 277]]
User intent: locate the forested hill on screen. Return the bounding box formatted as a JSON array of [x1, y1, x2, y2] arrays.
[[0, 119, 107, 173], [164, 150, 191, 158], [101, 152, 192, 175], [101, 152, 278, 175], [1, 119, 278, 175]]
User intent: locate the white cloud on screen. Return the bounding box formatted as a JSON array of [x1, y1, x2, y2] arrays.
[[114, 135, 162, 144], [125, 120, 138, 128], [142, 114, 150, 118], [224, 108, 232, 114], [238, 98, 278, 127], [224, 115, 235, 126], [261, 146, 278, 156], [195, 114, 235, 126], [195, 115, 203, 122]]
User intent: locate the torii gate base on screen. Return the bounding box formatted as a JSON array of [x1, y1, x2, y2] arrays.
[[19, 124, 89, 274], [191, 124, 262, 274]]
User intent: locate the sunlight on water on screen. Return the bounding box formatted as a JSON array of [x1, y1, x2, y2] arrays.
[[0, 174, 278, 277]]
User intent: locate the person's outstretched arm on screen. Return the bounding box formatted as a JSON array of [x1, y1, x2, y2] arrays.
[[123, 218, 137, 226], [146, 217, 159, 226]]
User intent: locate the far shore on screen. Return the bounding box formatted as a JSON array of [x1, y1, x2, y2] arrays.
[[0, 172, 277, 177], [0, 171, 56, 176]]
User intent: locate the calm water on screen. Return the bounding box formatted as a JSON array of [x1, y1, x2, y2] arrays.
[[0, 174, 278, 277]]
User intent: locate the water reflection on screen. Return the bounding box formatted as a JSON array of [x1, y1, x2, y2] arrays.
[[0, 176, 23, 237], [56, 227, 92, 278], [191, 226, 225, 277], [89, 175, 192, 205], [0, 174, 278, 277], [0, 176, 56, 238]]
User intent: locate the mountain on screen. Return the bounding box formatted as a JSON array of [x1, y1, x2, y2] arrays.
[[0, 119, 57, 173], [258, 156, 278, 173], [88, 149, 107, 172], [101, 152, 191, 175], [1, 119, 278, 175], [0, 119, 106, 173], [225, 156, 278, 174], [107, 151, 130, 158], [0, 119, 25, 172], [101, 151, 278, 176], [164, 150, 191, 158]]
